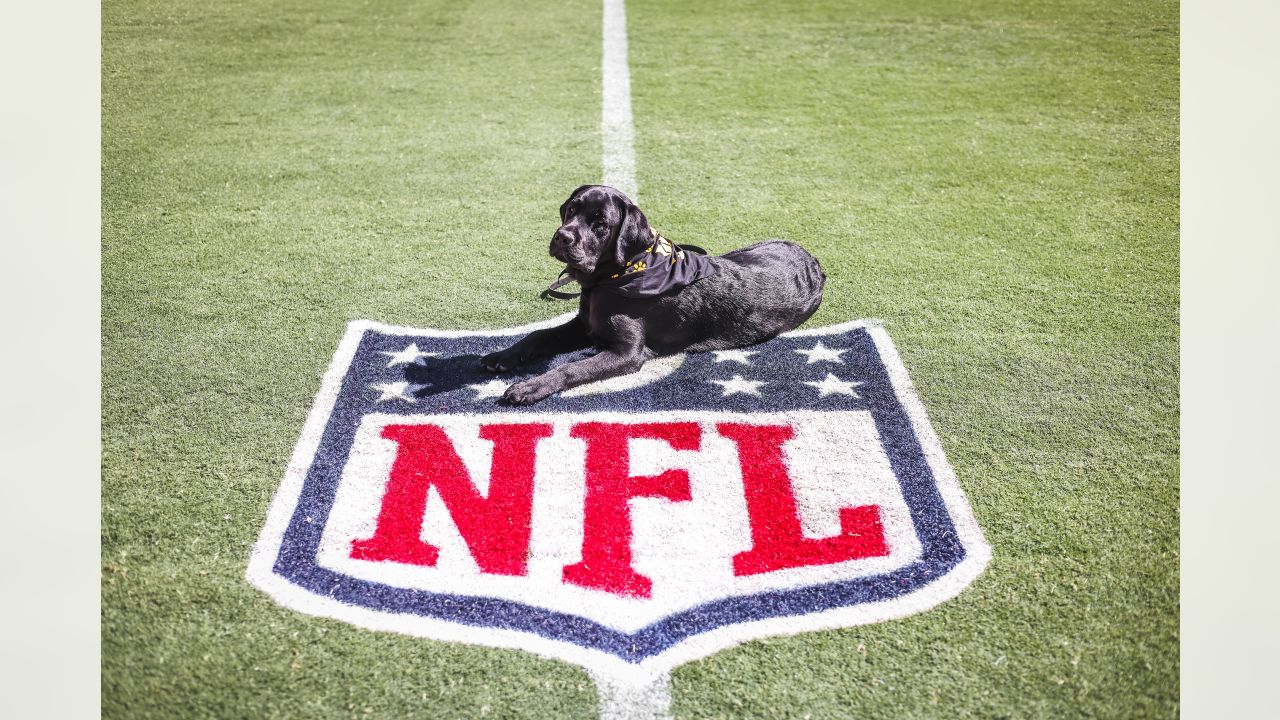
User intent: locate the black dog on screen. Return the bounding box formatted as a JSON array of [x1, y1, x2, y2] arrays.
[[481, 185, 825, 405]]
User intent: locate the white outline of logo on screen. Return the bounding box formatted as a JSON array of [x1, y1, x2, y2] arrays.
[[246, 314, 991, 684]]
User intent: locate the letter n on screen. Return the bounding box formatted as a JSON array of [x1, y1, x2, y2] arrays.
[[350, 423, 553, 576], [717, 423, 889, 576]]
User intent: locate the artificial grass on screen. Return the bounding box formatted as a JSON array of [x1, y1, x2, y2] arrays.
[[102, 0, 1178, 717]]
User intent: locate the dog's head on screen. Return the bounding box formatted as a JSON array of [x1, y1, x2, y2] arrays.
[[550, 185, 653, 280]]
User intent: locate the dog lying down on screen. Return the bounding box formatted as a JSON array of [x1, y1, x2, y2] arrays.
[[481, 184, 826, 405]]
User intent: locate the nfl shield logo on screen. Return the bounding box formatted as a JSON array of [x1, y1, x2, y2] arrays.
[[248, 314, 990, 683]]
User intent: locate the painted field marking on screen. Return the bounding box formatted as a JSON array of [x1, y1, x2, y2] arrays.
[[601, 2, 666, 713], [247, 316, 991, 719], [602, 0, 637, 199]]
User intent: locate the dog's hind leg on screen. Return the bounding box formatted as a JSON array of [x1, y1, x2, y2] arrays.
[[480, 317, 592, 372]]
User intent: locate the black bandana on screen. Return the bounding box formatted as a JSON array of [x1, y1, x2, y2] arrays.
[[595, 233, 718, 298]]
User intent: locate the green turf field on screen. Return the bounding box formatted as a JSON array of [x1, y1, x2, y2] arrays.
[[102, 0, 1178, 716]]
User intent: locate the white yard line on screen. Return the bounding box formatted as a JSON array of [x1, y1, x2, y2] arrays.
[[592, 670, 673, 720], [596, 11, 672, 718], [601, 0, 638, 199]]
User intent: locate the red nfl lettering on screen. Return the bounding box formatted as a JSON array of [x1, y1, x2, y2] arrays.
[[562, 422, 701, 598], [717, 423, 890, 576], [350, 420, 888, 586], [349, 422, 553, 575]]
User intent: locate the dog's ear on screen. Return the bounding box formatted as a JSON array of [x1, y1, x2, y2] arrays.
[[559, 185, 594, 223], [612, 195, 653, 268]]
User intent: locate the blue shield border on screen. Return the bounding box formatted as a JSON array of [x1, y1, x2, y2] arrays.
[[247, 314, 991, 681]]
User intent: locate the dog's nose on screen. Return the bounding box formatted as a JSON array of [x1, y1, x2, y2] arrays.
[[550, 226, 577, 256], [553, 226, 576, 247]]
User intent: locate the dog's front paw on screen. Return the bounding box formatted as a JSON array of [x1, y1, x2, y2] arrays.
[[481, 347, 526, 373], [500, 377, 558, 406]]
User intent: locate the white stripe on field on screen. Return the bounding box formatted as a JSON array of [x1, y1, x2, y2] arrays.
[[593, 4, 670, 712], [593, 669, 672, 720], [601, 0, 637, 199], [596, 2, 665, 716]]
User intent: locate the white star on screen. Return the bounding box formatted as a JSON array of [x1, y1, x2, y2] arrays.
[[794, 341, 848, 364], [802, 373, 863, 398], [380, 343, 438, 367], [710, 374, 767, 397], [712, 349, 758, 365], [467, 379, 509, 400], [370, 381, 429, 403]]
